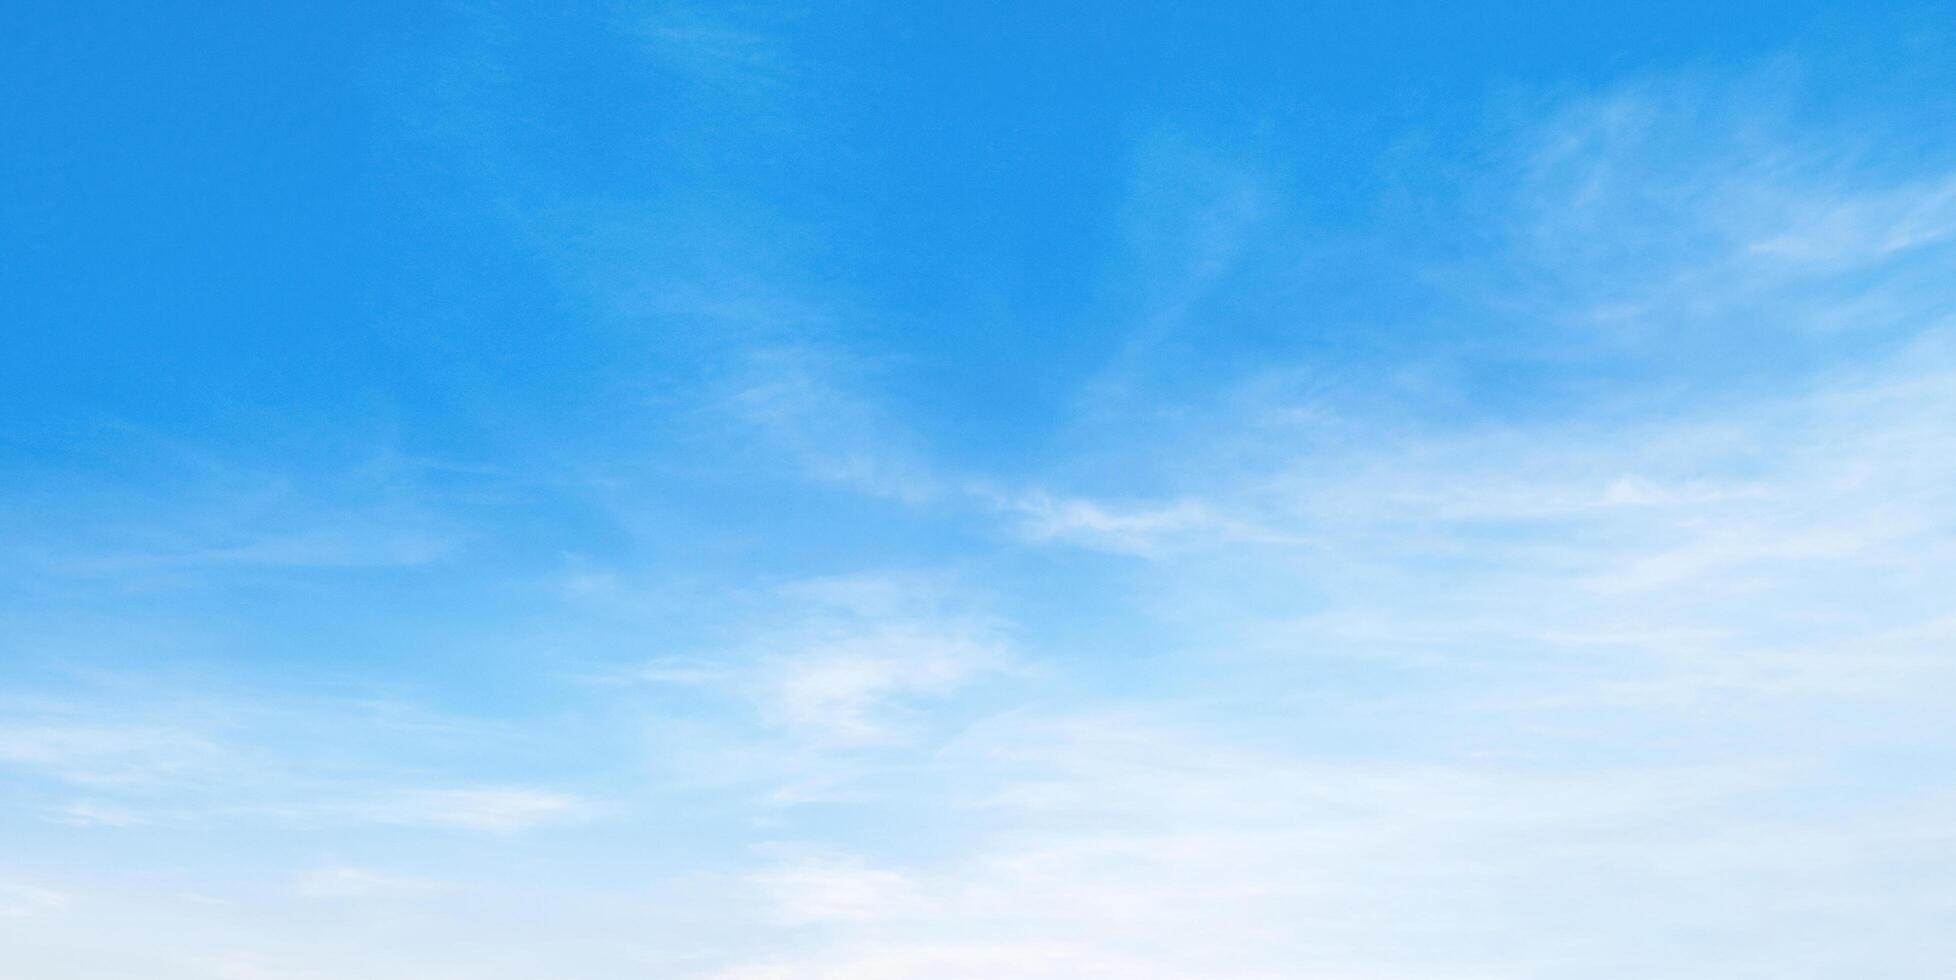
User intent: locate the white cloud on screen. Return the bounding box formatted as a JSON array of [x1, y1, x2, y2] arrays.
[[0, 689, 596, 836], [292, 866, 448, 900], [54, 526, 452, 574], [1746, 175, 1956, 268], [0, 722, 225, 788], [0, 881, 69, 919], [690, 710, 1956, 979], [751, 857, 921, 925], [759, 621, 1005, 746], [721, 347, 942, 504], [622, 574, 1015, 753], [52, 801, 149, 827], [1006, 492, 1260, 556], [372, 788, 588, 834]]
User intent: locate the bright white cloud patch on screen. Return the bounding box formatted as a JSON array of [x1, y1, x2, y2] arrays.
[[293, 866, 448, 899], [373, 788, 588, 833], [0, 881, 69, 919]]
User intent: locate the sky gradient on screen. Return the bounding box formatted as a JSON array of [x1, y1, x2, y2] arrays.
[[6, 3, 1956, 977]]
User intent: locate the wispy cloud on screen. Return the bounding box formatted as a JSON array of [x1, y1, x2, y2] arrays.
[[292, 866, 450, 900], [751, 856, 922, 925], [1004, 491, 1293, 556], [693, 708, 1956, 979], [366, 787, 589, 834], [0, 880, 69, 919], [0, 684, 593, 835], [718, 347, 945, 504], [629, 573, 1015, 754], [0, 446, 463, 590]]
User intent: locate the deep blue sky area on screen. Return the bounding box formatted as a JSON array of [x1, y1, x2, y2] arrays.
[[12, 1, 1950, 465]]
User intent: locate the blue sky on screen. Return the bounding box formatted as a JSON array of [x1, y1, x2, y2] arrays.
[[6, 2, 1956, 977]]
